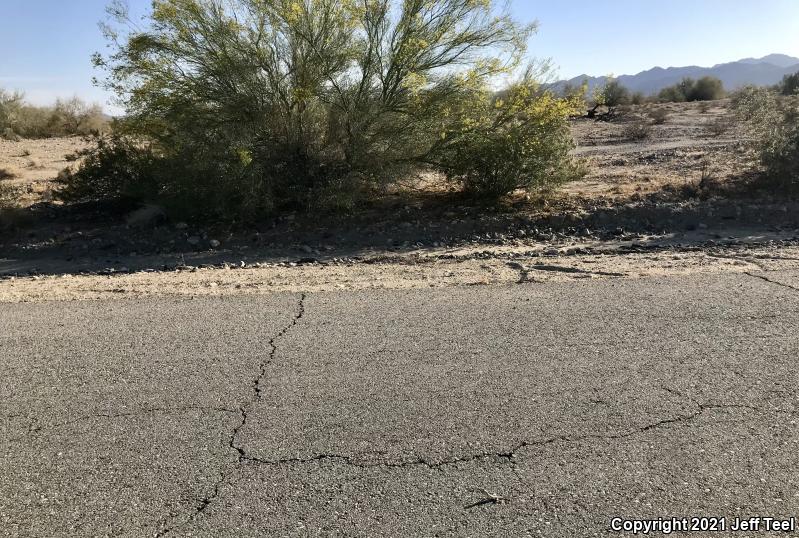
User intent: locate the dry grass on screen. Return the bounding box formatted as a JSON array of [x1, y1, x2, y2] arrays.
[[622, 118, 652, 141], [648, 108, 669, 125]]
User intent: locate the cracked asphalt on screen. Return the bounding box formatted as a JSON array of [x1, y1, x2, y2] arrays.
[[2, 271, 799, 537]]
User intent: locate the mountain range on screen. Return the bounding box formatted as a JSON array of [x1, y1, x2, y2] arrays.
[[555, 54, 799, 96]]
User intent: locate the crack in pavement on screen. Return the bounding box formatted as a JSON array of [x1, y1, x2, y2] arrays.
[[745, 271, 799, 292], [234, 395, 768, 473], [7, 406, 240, 443], [156, 293, 306, 537], [507, 261, 625, 284], [149, 292, 790, 532]]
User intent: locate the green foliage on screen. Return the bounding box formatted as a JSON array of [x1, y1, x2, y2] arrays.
[[73, 0, 581, 215], [732, 86, 799, 191], [431, 78, 584, 197], [657, 85, 686, 103], [658, 77, 725, 103], [691, 76, 725, 101], [0, 90, 109, 138], [594, 78, 630, 107], [58, 135, 159, 204], [779, 71, 799, 96]]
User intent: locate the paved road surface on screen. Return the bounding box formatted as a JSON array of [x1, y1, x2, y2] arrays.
[[2, 271, 799, 537]]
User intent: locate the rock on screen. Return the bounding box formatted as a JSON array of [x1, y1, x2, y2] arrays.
[[187, 236, 201, 246], [209, 239, 221, 248], [126, 204, 166, 228], [300, 245, 313, 254], [175, 222, 189, 230]]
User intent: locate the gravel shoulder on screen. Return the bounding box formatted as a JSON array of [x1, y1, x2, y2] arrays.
[[3, 234, 799, 302]]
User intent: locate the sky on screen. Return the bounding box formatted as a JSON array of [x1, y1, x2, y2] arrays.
[[1, 0, 798, 111]]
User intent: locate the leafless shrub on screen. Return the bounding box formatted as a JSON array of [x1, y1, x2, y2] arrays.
[[704, 116, 731, 136], [648, 108, 669, 124], [622, 119, 652, 141]]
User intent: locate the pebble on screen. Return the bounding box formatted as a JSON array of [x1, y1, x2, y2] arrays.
[[209, 239, 221, 248]]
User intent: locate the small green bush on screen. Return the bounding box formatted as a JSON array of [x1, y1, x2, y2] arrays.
[[594, 78, 631, 108], [433, 86, 584, 198]]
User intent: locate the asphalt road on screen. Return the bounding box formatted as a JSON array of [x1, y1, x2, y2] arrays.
[[2, 271, 799, 537]]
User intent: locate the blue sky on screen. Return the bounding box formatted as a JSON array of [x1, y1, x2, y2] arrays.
[[1, 0, 798, 111]]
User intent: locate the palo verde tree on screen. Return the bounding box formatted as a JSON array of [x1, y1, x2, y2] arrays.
[[66, 0, 583, 217]]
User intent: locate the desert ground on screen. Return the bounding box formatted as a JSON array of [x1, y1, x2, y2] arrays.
[[1, 99, 798, 302]]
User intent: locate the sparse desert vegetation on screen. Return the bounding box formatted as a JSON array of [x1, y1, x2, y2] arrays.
[[658, 76, 726, 103], [0, 90, 109, 140]]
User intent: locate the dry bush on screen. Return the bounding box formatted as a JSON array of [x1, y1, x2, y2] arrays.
[[648, 108, 669, 124], [704, 116, 731, 136], [733, 86, 799, 192], [622, 118, 652, 140]]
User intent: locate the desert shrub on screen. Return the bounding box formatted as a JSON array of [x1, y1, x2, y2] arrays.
[[691, 76, 725, 101], [622, 118, 652, 141], [779, 72, 799, 96], [630, 92, 646, 105], [659, 77, 724, 103], [732, 86, 799, 191], [0, 89, 24, 132], [594, 78, 630, 108], [58, 135, 161, 204], [648, 108, 669, 124], [0, 89, 109, 138], [658, 85, 686, 103], [67, 0, 582, 216], [704, 115, 730, 136], [433, 82, 584, 197]]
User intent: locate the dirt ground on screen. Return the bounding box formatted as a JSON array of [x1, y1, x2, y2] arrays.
[[1, 100, 798, 302], [0, 137, 89, 206]]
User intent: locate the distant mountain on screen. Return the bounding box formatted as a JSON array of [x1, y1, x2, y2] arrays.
[[736, 54, 799, 68], [554, 54, 799, 96]]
